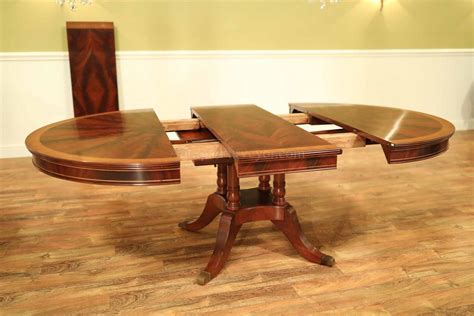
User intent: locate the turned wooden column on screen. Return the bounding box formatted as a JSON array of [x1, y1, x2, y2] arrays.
[[226, 164, 240, 211], [185, 168, 336, 285], [258, 175, 271, 192], [216, 164, 227, 196], [272, 174, 287, 206]]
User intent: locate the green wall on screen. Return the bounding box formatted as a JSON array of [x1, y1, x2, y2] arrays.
[[1, 0, 473, 52]]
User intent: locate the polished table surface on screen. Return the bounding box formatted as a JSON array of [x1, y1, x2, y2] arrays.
[[290, 103, 455, 163], [25, 103, 455, 285], [25, 109, 180, 185], [192, 105, 341, 177]]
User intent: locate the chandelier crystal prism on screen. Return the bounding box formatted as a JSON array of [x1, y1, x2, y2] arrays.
[[57, 0, 92, 11], [319, 0, 339, 9], [307, 0, 340, 10]]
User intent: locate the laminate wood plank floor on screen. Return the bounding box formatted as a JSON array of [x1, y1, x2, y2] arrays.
[[1, 131, 473, 315]]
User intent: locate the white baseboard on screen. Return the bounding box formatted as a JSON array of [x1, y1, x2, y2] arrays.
[[457, 118, 474, 131], [1, 145, 31, 159]]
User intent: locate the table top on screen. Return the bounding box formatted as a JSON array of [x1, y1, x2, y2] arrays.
[[192, 105, 342, 176], [290, 103, 455, 147], [25, 103, 455, 185], [290, 103, 455, 163], [25, 109, 180, 185]]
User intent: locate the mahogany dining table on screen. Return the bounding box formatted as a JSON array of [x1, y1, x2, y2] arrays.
[[25, 103, 455, 284]]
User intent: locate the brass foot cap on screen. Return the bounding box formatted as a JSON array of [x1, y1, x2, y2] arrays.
[[178, 220, 188, 229], [321, 255, 335, 267], [196, 271, 212, 285]]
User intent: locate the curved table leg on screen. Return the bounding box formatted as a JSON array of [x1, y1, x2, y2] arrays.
[[197, 212, 241, 285], [179, 193, 225, 232], [188, 169, 334, 285], [179, 164, 227, 232], [272, 206, 335, 267]]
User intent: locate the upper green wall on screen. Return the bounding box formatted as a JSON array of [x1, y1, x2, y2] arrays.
[[1, 0, 473, 52]]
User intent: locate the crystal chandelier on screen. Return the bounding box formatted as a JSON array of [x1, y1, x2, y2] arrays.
[[319, 0, 339, 9], [57, 0, 92, 11], [312, 0, 384, 11], [307, 0, 340, 10]]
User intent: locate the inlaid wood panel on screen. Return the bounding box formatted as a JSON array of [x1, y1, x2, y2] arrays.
[[67, 22, 119, 117], [191, 105, 342, 177], [25, 110, 180, 185], [1, 131, 472, 314], [290, 103, 455, 164]]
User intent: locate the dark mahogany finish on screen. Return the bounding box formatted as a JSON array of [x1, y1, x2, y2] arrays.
[[179, 164, 227, 231], [258, 175, 271, 191], [179, 193, 226, 233], [290, 103, 455, 163], [180, 165, 334, 285], [67, 22, 119, 117], [25, 110, 180, 185], [192, 105, 342, 177], [25, 104, 456, 285]]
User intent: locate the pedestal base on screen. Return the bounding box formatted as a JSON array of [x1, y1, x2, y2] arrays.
[[179, 188, 334, 285]]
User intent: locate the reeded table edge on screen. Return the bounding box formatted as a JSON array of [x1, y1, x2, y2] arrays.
[[191, 105, 342, 177], [381, 138, 450, 164], [290, 103, 455, 164], [32, 156, 180, 186], [25, 109, 181, 185]]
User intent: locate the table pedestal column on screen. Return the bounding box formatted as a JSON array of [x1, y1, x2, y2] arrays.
[[179, 166, 334, 285]]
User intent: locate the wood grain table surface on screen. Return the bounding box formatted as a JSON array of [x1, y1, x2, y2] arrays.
[[25, 109, 180, 185], [290, 103, 455, 164], [22, 104, 457, 287], [192, 105, 342, 176]]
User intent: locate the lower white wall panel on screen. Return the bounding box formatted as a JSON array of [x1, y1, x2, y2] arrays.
[[1, 49, 473, 158]]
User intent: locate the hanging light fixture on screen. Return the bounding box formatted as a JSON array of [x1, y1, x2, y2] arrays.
[[319, 0, 340, 10], [57, 0, 92, 11], [312, 0, 385, 10]]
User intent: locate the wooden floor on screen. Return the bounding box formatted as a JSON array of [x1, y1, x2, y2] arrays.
[[1, 131, 473, 315]]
